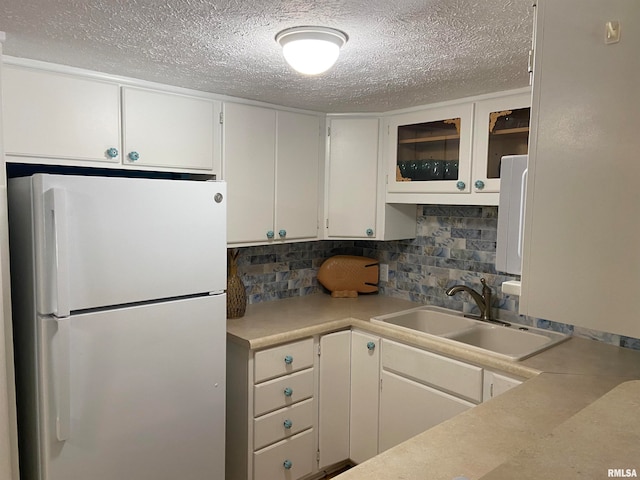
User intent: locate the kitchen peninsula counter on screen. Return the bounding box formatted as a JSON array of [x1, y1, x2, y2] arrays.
[[226, 294, 640, 480]]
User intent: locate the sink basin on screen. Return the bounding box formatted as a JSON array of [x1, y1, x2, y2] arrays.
[[371, 306, 569, 360], [445, 324, 560, 358], [372, 306, 478, 336]]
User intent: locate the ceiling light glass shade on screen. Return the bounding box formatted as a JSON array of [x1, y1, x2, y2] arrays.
[[276, 26, 348, 75]]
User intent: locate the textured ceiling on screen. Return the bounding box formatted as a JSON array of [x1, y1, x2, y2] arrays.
[[0, 0, 533, 113]]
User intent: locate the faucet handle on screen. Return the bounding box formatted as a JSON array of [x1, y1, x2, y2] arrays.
[[480, 278, 491, 293]]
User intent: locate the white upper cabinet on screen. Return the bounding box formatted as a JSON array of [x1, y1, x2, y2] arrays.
[[471, 93, 530, 194], [2, 64, 221, 174], [325, 116, 416, 240], [121, 87, 220, 172], [224, 102, 321, 245], [275, 111, 320, 242], [384, 89, 530, 205], [386, 103, 474, 198], [2, 65, 121, 164], [326, 117, 379, 238], [521, 0, 640, 338], [224, 103, 276, 244]]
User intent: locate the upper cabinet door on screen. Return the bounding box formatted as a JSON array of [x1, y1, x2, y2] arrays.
[[275, 111, 320, 241], [386, 103, 473, 195], [472, 93, 530, 194], [326, 117, 378, 238], [2, 65, 121, 164], [122, 87, 220, 172], [521, 0, 640, 338], [224, 103, 276, 244]]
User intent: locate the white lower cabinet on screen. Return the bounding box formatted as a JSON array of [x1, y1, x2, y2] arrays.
[[349, 331, 380, 464], [228, 330, 527, 479], [379, 370, 474, 452], [318, 331, 351, 469], [378, 339, 481, 453], [226, 338, 317, 480]]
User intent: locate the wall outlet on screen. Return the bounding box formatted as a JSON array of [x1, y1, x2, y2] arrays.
[[379, 263, 389, 282]]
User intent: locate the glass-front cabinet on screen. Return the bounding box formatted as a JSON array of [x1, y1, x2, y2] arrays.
[[472, 93, 531, 193], [386, 103, 474, 195]]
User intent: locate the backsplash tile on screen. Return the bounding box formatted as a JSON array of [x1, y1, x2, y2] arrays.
[[231, 205, 640, 351]]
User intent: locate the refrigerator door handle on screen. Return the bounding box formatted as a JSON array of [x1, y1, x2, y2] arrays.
[[53, 316, 71, 441], [44, 188, 71, 317]]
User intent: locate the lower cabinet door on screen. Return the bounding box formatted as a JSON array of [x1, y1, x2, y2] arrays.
[[253, 429, 314, 480], [378, 370, 474, 453]]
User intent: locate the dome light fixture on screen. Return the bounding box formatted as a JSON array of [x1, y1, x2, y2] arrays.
[[275, 26, 348, 75]]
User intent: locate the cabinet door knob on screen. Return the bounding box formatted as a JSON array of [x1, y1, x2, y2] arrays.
[[283, 460, 293, 470], [106, 147, 119, 158], [283, 419, 293, 429], [279, 229, 287, 238], [367, 341, 376, 351], [456, 181, 466, 190], [266, 230, 275, 239], [475, 180, 485, 190], [366, 228, 374, 237], [284, 355, 293, 365], [128, 151, 140, 162], [283, 387, 293, 397]]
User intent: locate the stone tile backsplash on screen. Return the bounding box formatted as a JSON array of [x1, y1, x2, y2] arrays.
[[231, 205, 639, 351]]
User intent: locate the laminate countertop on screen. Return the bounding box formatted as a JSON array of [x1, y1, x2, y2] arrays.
[[226, 294, 640, 480]]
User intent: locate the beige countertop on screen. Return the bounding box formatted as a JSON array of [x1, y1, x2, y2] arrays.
[[226, 293, 640, 479]]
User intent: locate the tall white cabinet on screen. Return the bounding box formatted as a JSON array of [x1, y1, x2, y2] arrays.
[[521, 0, 640, 338], [224, 103, 321, 245]]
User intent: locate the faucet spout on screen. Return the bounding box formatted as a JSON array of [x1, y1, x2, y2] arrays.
[[445, 278, 495, 322]]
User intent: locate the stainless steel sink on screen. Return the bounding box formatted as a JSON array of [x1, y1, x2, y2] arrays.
[[371, 306, 569, 360]]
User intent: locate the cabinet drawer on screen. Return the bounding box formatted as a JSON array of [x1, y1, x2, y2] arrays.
[[254, 398, 314, 450], [254, 429, 314, 480], [381, 339, 483, 403], [254, 368, 314, 417], [254, 338, 314, 383]]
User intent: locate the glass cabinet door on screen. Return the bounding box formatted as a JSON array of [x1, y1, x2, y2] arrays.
[[387, 103, 473, 195], [472, 93, 531, 193], [396, 118, 460, 182]]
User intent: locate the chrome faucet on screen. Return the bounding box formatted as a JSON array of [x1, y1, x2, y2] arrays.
[[445, 278, 511, 326]]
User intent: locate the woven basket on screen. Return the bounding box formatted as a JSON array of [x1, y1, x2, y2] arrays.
[[227, 249, 247, 318]]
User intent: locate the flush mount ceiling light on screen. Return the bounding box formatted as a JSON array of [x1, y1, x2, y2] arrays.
[[275, 26, 348, 75]]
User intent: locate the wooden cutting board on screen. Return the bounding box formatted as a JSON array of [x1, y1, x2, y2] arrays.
[[317, 255, 379, 298]]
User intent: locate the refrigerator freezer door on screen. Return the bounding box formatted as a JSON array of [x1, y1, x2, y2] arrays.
[[28, 174, 226, 315], [39, 295, 226, 480]]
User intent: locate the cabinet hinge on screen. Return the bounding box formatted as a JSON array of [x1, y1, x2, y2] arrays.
[[325, 218, 329, 229], [219, 112, 224, 124], [490, 383, 494, 398], [327, 126, 331, 136], [316, 450, 320, 463], [380, 377, 383, 391], [317, 344, 321, 356]]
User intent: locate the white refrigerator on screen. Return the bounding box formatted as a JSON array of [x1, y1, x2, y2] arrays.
[[8, 174, 227, 480]]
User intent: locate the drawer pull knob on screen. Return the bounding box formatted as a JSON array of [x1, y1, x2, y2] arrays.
[[284, 387, 293, 397], [283, 419, 293, 429], [279, 229, 287, 238], [475, 179, 485, 190], [128, 151, 140, 162], [266, 230, 275, 239], [366, 341, 376, 351], [456, 181, 466, 190], [106, 147, 119, 158], [283, 459, 293, 470], [366, 228, 374, 237], [284, 355, 293, 365]]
